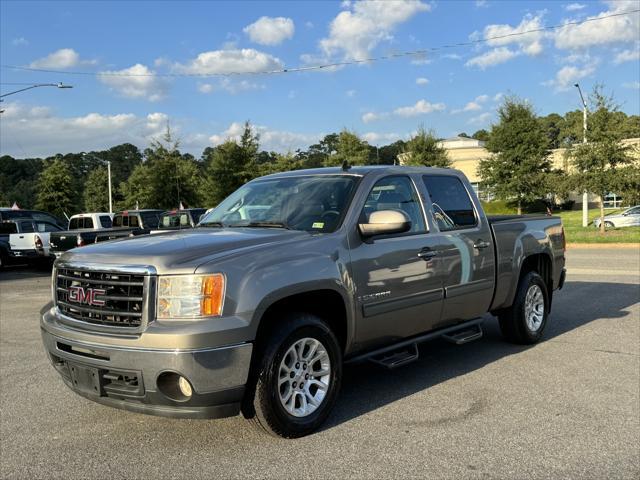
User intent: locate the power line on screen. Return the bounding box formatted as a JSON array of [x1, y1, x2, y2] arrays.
[[1, 8, 638, 78]]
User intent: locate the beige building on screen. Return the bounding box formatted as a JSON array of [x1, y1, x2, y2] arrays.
[[400, 136, 640, 208]]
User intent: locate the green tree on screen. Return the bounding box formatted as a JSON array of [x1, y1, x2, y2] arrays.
[[35, 158, 75, 217], [203, 121, 260, 205], [566, 86, 636, 232], [539, 113, 565, 149], [0, 156, 43, 208], [119, 164, 154, 209], [83, 167, 110, 212], [324, 130, 369, 167], [472, 129, 490, 142], [402, 126, 450, 168], [478, 96, 551, 215]]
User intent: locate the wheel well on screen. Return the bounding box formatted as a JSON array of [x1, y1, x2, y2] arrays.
[[520, 253, 553, 307], [257, 290, 348, 352]]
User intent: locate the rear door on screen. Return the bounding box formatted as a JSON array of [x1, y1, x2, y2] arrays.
[[9, 221, 36, 251], [349, 175, 446, 350], [420, 174, 495, 326]]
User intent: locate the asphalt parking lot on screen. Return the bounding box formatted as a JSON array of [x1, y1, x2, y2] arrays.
[[1, 247, 638, 479]]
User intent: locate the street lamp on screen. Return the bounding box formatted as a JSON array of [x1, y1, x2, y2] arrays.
[[574, 83, 589, 228], [81, 152, 113, 214], [0, 82, 73, 99]]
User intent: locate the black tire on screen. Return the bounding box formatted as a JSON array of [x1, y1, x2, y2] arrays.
[[604, 221, 615, 229], [243, 312, 342, 438], [498, 271, 549, 345]]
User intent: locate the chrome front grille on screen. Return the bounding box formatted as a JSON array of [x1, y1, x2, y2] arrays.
[[55, 266, 147, 329]]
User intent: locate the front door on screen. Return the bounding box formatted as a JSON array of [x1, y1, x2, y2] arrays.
[[349, 175, 445, 351]]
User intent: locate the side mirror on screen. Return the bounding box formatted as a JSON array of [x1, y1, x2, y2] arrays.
[[359, 210, 411, 237]]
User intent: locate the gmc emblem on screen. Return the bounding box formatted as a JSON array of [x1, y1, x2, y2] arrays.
[[68, 285, 106, 307]]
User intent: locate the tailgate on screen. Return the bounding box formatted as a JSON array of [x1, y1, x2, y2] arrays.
[[9, 233, 34, 251], [50, 232, 79, 253]]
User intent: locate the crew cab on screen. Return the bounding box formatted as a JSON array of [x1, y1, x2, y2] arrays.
[[91, 209, 162, 243], [0, 208, 66, 229], [49, 213, 114, 257], [41, 166, 566, 438], [6, 218, 62, 266], [152, 208, 207, 233]]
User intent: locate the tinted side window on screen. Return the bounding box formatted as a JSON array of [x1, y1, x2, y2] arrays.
[[99, 216, 112, 228], [113, 215, 126, 227], [129, 216, 139, 228], [140, 213, 159, 228], [362, 176, 426, 233], [0, 223, 18, 234], [37, 222, 60, 232], [20, 221, 35, 233], [422, 176, 477, 231]]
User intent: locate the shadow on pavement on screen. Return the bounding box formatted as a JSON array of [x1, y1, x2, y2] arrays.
[[0, 266, 52, 282], [326, 280, 639, 430]]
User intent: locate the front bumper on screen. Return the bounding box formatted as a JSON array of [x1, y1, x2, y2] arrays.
[[41, 326, 253, 419]]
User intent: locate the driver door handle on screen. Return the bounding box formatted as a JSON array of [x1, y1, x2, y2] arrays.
[[418, 248, 438, 260], [473, 240, 490, 250]]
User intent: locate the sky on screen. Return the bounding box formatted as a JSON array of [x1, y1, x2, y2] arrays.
[[0, 0, 639, 158]]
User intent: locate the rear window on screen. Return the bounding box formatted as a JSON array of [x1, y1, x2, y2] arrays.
[[99, 216, 112, 228], [69, 217, 94, 229], [160, 212, 190, 228], [20, 221, 35, 233], [140, 213, 159, 228], [0, 222, 18, 234], [422, 176, 477, 231], [113, 215, 127, 227], [37, 222, 60, 232]]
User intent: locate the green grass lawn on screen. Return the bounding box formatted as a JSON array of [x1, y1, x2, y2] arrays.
[[483, 201, 639, 243], [556, 209, 640, 244]]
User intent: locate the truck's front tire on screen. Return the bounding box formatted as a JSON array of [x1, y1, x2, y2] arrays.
[[245, 313, 342, 438], [499, 271, 549, 345]]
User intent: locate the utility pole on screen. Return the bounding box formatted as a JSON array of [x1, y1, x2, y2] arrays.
[[107, 161, 113, 214], [574, 83, 589, 228]]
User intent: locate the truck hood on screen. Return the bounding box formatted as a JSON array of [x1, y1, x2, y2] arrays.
[[59, 228, 309, 274]]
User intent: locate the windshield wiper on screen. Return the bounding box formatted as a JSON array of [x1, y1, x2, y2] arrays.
[[198, 221, 225, 227], [229, 221, 290, 229]]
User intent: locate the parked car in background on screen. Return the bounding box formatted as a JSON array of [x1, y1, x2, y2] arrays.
[[93, 209, 163, 243], [153, 208, 207, 233], [593, 205, 640, 229], [6, 218, 62, 267], [0, 208, 66, 229], [49, 213, 114, 258]]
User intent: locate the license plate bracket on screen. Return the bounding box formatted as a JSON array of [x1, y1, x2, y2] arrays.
[[68, 363, 103, 396]]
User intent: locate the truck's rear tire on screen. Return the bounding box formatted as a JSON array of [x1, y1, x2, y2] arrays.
[[498, 271, 549, 345], [244, 312, 342, 438]]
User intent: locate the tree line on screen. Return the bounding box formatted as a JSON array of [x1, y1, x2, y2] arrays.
[[1, 84, 638, 232]]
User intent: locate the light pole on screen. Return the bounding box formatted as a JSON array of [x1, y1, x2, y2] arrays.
[[574, 83, 589, 228], [82, 153, 113, 213], [0, 82, 73, 99]]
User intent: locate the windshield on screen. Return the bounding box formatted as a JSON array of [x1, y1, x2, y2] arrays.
[[199, 175, 359, 233]]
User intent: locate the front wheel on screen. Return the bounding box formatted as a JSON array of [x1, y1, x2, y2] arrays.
[[244, 313, 342, 438], [499, 271, 549, 345]]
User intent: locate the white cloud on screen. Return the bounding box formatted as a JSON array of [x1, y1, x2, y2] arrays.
[[543, 64, 596, 91], [614, 47, 640, 64], [483, 13, 546, 57], [197, 78, 264, 94], [466, 47, 519, 69], [468, 112, 492, 125], [362, 132, 403, 144], [416, 77, 429, 85], [475, 1, 489, 8], [564, 3, 586, 11], [316, 0, 430, 61], [173, 48, 284, 74], [493, 92, 504, 102], [243, 16, 295, 46], [393, 99, 446, 117], [622, 81, 640, 89], [209, 122, 320, 151], [346, 89, 357, 97], [410, 54, 431, 65], [555, 2, 640, 50], [98, 64, 169, 101], [362, 112, 386, 123], [452, 95, 490, 114], [12, 37, 28, 46], [29, 48, 96, 69]]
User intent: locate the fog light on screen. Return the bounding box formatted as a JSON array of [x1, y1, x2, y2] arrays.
[[178, 376, 193, 397]]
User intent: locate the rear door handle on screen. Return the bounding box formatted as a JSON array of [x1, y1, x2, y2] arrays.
[[473, 240, 490, 250], [418, 248, 438, 260]]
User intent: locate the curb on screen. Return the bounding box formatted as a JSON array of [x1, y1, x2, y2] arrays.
[[566, 243, 639, 249]]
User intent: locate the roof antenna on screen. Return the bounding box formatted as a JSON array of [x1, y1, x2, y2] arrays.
[[341, 160, 351, 171]]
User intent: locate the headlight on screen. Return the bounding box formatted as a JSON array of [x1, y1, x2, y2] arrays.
[[157, 274, 225, 319]]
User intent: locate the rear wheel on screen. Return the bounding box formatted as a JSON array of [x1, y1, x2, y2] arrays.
[[499, 271, 549, 345], [244, 313, 342, 438], [604, 221, 615, 229]]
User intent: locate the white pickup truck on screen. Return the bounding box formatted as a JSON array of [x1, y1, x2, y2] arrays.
[[48, 213, 114, 257], [7, 217, 63, 265]]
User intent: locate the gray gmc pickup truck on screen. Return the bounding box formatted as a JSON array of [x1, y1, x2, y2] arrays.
[[41, 166, 566, 438]]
